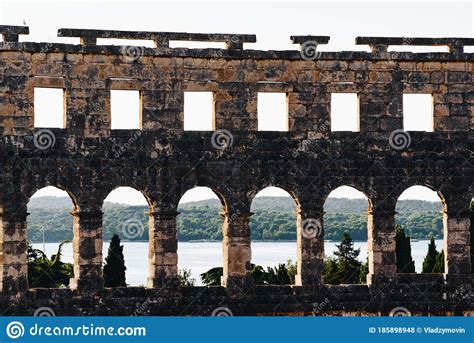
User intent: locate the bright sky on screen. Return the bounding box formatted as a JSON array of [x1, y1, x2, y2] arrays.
[[2, 0, 471, 204]]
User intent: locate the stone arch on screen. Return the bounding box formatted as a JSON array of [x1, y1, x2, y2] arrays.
[[249, 186, 299, 285], [27, 185, 77, 288], [100, 184, 154, 210], [248, 182, 302, 210], [322, 183, 373, 213], [26, 183, 79, 210], [102, 186, 151, 287], [394, 182, 447, 212], [322, 185, 370, 285], [175, 186, 227, 286], [394, 185, 444, 274], [174, 176, 231, 213]]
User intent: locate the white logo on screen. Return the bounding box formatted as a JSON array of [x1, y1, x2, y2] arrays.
[[389, 306, 411, 316], [6, 321, 25, 339], [34, 306, 55, 316], [121, 45, 144, 62], [301, 218, 323, 239], [121, 218, 145, 239], [389, 130, 411, 150], [211, 306, 233, 316], [211, 130, 233, 150], [300, 41, 322, 61], [33, 129, 56, 150]]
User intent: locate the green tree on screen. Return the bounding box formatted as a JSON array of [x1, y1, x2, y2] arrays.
[[28, 240, 73, 288], [323, 258, 339, 285], [359, 258, 369, 284], [395, 224, 415, 273], [422, 235, 438, 273], [200, 261, 297, 286], [324, 232, 362, 284], [103, 234, 126, 287], [263, 263, 291, 285], [432, 250, 445, 273], [334, 232, 362, 284], [200, 267, 223, 286], [177, 268, 195, 286]]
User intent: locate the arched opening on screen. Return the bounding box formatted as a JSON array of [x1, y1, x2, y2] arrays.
[[395, 185, 444, 274], [102, 187, 150, 287], [250, 186, 298, 285], [27, 186, 75, 288], [323, 186, 369, 285], [177, 187, 224, 286]]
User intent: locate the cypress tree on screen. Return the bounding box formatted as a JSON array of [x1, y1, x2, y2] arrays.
[[432, 250, 444, 273], [333, 232, 362, 284], [359, 258, 369, 284], [395, 224, 415, 273], [323, 258, 339, 285], [422, 235, 438, 273], [103, 234, 127, 287]]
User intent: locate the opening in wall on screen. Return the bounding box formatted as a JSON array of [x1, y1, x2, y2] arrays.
[[403, 94, 434, 132], [257, 92, 288, 131], [330, 93, 359, 132], [111, 90, 141, 130], [184, 91, 214, 131], [34, 87, 65, 128]]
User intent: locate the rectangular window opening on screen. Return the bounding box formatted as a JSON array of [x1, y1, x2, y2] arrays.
[[330, 93, 359, 132], [184, 91, 214, 131], [403, 94, 433, 132], [96, 38, 155, 48], [111, 90, 141, 130], [34, 87, 65, 128], [169, 41, 226, 49], [257, 92, 288, 131]]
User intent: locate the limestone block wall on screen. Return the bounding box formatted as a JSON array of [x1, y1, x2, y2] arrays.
[[0, 26, 472, 315]]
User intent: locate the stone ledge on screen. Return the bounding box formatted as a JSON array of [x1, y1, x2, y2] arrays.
[[356, 36, 474, 54], [57, 28, 256, 50]]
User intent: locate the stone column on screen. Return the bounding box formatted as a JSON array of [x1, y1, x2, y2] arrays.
[[295, 208, 324, 286], [221, 210, 252, 287], [367, 209, 397, 285], [443, 209, 471, 288], [147, 210, 179, 288], [0, 205, 28, 294], [69, 208, 104, 290]]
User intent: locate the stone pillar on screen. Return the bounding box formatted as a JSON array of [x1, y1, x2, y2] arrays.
[[222, 210, 252, 287], [295, 208, 324, 286], [69, 208, 104, 290], [443, 209, 471, 288], [367, 209, 397, 285], [0, 206, 28, 294], [147, 210, 179, 288]]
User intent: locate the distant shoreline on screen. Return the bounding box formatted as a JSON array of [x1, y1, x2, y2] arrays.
[[31, 239, 438, 244]]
